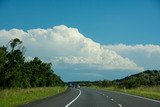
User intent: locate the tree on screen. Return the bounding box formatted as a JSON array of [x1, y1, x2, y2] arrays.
[[0, 46, 7, 87], [8, 38, 22, 53], [0, 38, 64, 88], [4, 39, 26, 88]]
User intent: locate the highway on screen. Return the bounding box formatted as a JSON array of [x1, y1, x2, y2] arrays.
[[21, 88, 160, 107]]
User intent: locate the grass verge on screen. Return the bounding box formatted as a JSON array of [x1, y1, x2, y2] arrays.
[[0, 86, 67, 107], [92, 86, 160, 101]]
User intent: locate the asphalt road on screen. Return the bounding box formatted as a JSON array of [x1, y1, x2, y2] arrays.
[[20, 88, 160, 107]]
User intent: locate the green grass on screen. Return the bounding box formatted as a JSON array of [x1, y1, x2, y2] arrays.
[[0, 86, 67, 107], [93, 86, 160, 101]]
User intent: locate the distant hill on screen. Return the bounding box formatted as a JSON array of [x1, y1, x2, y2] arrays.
[[69, 70, 160, 88], [116, 70, 160, 88]]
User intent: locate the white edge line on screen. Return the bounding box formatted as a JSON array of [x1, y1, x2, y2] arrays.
[[104, 90, 160, 103], [65, 89, 81, 107]]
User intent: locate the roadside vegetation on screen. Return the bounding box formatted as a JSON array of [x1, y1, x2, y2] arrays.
[[72, 70, 160, 100], [0, 86, 67, 107], [0, 38, 66, 107]]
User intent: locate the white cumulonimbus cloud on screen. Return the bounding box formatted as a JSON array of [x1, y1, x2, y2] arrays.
[[103, 44, 160, 57], [0, 25, 147, 71], [103, 44, 160, 70]]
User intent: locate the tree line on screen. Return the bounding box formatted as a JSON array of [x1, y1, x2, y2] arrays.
[[71, 70, 160, 88], [0, 38, 64, 88]]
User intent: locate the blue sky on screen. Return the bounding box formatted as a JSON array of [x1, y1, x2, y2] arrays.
[[0, 0, 160, 44], [0, 0, 160, 81]]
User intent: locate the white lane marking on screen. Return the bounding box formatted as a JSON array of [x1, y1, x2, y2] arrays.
[[65, 89, 81, 107], [111, 99, 114, 101], [104, 90, 160, 103], [118, 104, 122, 107]]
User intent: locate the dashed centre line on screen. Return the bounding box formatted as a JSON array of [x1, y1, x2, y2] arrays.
[[98, 92, 123, 107], [118, 104, 123, 107]]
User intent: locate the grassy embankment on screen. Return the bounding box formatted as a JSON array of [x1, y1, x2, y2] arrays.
[[93, 86, 160, 101], [0, 86, 67, 107]]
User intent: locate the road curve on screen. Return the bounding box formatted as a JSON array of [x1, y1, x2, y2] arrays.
[[20, 88, 160, 107]]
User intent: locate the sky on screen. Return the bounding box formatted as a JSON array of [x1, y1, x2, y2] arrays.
[[0, 0, 160, 81]]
